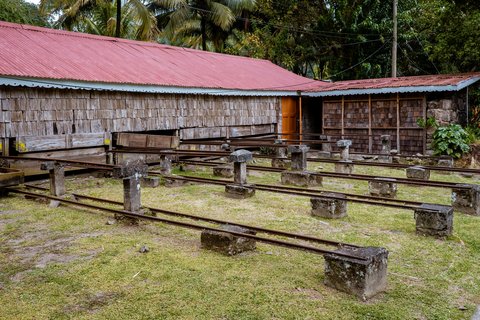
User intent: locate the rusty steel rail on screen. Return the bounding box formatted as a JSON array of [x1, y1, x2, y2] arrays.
[[171, 159, 471, 190], [152, 173, 422, 210], [0, 156, 114, 171], [11, 188, 367, 260]]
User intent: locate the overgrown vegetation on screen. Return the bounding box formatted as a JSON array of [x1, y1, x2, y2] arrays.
[[432, 124, 470, 159], [1, 163, 480, 319]]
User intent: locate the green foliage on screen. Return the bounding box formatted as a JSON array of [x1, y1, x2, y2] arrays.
[[416, 116, 438, 129], [432, 124, 470, 159], [0, 0, 47, 26], [39, 0, 159, 40]]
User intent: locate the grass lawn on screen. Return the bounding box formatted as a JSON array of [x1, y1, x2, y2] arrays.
[[0, 160, 479, 319]]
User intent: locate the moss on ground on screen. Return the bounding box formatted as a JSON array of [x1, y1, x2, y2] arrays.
[[0, 161, 479, 319]]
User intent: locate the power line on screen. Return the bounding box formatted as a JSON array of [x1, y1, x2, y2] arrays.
[[328, 40, 391, 79]]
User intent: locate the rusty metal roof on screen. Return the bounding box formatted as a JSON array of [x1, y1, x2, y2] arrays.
[[0, 21, 324, 95], [305, 73, 480, 97]]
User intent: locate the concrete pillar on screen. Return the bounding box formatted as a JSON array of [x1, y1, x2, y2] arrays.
[[406, 166, 430, 180], [159, 155, 172, 175], [288, 145, 309, 171], [368, 178, 397, 198], [322, 135, 332, 152], [379, 135, 392, 163], [414, 204, 453, 237], [336, 140, 352, 161], [201, 225, 256, 256], [311, 192, 347, 219], [452, 184, 480, 216], [271, 139, 290, 169], [280, 145, 322, 187], [324, 246, 389, 301], [225, 150, 255, 199], [335, 161, 354, 174], [123, 174, 142, 213]]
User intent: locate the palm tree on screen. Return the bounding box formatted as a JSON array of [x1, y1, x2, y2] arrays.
[[40, 0, 159, 41], [151, 0, 256, 51]]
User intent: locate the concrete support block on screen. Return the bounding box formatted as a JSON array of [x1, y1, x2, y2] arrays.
[[406, 166, 430, 180], [225, 184, 255, 199], [213, 164, 234, 178], [335, 161, 354, 174], [141, 176, 160, 188], [233, 162, 247, 185], [123, 175, 142, 213], [113, 160, 148, 178], [414, 204, 453, 237], [311, 193, 347, 219], [271, 158, 291, 169], [281, 171, 322, 187], [437, 156, 454, 168], [368, 178, 397, 198], [288, 145, 309, 171], [229, 149, 253, 163], [379, 135, 392, 163], [452, 184, 480, 216], [324, 246, 389, 300], [201, 225, 256, 255]]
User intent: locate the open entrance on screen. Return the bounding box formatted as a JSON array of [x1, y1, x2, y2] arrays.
[[301, 97, 323, 138]]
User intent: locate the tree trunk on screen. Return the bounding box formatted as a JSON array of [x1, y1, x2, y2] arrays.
[[115, 0, 121, 38], [201, 15, 207, 51]]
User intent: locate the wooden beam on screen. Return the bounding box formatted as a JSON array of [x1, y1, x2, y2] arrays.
[[299, 96, 303, 142], [423, 96, 427, 154], [396, 93, 401, 153], [368, 94, 373, 153], [341, 96, 345, 138]]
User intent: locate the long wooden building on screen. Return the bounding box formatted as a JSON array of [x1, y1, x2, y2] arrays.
[[1, 21, 479, 159]]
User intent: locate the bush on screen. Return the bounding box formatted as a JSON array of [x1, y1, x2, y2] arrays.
[[432, 124, 470, 159]]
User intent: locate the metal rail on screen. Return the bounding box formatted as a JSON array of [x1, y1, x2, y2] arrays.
[[154, 173, 421, 210], [11, 188, 367, 260], [174, 159, 471, 190], [0, 156, 114, 170]]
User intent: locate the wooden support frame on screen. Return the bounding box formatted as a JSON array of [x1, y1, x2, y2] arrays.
[[299, 96, 303, 142], [341, 96, 345, 139]]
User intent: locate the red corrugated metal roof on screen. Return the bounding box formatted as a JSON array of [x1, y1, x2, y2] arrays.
[[0, 21, 324, 92], [307, 73, 480, 93]]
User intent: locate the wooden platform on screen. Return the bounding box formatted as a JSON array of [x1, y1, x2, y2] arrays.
[[0, 167, 24, 188]]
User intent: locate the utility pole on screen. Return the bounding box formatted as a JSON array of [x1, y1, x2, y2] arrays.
[[115, 0, 121, 38], [392, 0, 398, 77]]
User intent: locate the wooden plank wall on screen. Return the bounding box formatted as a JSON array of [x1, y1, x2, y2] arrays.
[[323, 94, 425, 154], [0, 87, 281, 148]]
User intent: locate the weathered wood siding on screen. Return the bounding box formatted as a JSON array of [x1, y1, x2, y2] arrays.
[[0, 87, 281, 151], [323, 94, 426, 155]]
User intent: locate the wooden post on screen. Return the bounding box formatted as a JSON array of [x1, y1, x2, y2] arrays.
[[368, 94, 373, 153], [1, 138, 9, 156], [396, 93, 401, 153], [341, 96, 345, 139], [299, 96, 303, 142], [423, 96, 427, 154]]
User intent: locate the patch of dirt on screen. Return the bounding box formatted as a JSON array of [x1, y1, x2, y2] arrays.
[[293, 287, 324, 300], [6, 230, 106, 282], [64, 291, 123, 314]]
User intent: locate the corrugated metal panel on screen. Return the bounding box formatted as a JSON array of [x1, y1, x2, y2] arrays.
[[305, 73, 480, 96], [0, 21, 325, 92], [0, 76, 301, 96]]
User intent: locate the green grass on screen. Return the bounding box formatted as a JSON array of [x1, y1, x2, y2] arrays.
[[0, 162, 479, 319]]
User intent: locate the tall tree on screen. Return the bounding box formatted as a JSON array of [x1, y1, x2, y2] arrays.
[[40, 0, 159, 40], [0, 0, 47, 26], [151, 0, 256, 51]]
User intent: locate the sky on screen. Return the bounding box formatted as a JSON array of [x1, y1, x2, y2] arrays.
[[26, 0, 40, 4]]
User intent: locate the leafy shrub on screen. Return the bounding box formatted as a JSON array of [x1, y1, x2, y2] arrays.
[[432, 124, 470, 159], [416, 116, 438, 129]]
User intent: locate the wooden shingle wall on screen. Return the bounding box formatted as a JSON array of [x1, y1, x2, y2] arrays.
[[0, 87, 281, 152], [323, 94, 426, 155]]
